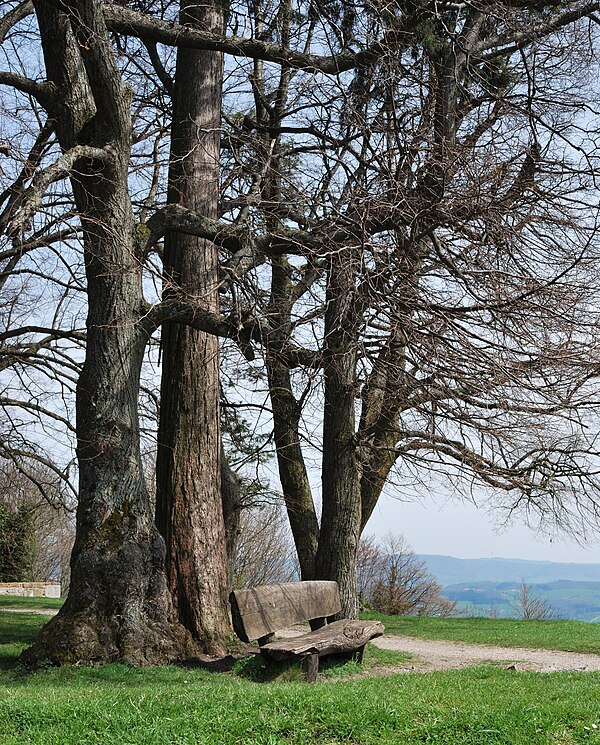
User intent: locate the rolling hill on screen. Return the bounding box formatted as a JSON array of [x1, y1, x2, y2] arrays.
[[417, 555, 600, 621], [418, 554, 600, 586]]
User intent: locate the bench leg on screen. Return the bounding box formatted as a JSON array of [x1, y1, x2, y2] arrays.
[[302, 653, 319, 683], [355, 644, 366, 664]]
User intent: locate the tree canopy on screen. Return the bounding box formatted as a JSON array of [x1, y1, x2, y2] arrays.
[[1, 0, 600, 662]]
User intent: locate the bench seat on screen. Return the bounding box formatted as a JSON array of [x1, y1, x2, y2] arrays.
[[261, 618, 384, 660]]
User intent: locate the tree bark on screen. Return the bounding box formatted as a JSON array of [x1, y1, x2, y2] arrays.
[[24, 194, 192, 665], [266, 260, 319, 581], [221, 444, 243, 586], [155, 0, 230, 654], [315, 250, 361, 619], [358, 335, 407, 532], [23, 0, 194, 666]]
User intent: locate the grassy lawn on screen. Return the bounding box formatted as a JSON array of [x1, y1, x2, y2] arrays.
[[363, 613, 600, 654], [0, 596, 63, 611], [1, 612, 600, 743]]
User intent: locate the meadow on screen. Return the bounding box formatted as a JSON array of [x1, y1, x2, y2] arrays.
[[363, 612, 600, 654], [441, 580, 600, 622], [0, 599, 599, 744]]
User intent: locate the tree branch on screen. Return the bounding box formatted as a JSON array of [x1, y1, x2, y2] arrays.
[[8, 144, 112, 237], [0, 0, 33, 43], [145, 203, 322, 258], [103, 3, 359, 73], [479, 0, 600, 57], [0, 70, 55, 104]]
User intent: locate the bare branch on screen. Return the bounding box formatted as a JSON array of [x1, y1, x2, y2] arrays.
[[8, 144, 112, 237], [0, 1, 33, 44], [0, 70, 54, 103]]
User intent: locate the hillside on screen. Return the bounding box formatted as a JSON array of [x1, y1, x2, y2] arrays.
[[417, 555, 600, 621], [418, 554, 600, 586], [441, 580, 600, 621]]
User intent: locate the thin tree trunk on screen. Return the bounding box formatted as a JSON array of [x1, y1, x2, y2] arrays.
[[155, 0, 230, 654], [358, 336, 406, 532], [315, 251, 361, 620], [267, 260, 319, 580], [221, 444, 243, 586]]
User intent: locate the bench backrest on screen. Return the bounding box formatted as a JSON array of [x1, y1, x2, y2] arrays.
[[230, 581, 341, 642]]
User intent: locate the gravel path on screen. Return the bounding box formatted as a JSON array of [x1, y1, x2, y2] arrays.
[[372, 634, 600, 673], [1, 607, 58, 616], [278, 625, 600, 674]]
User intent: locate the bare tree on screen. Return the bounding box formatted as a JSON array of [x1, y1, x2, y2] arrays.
[[2, 0, 600, 666], [510, 579, 554, 621], [359, 534, 456, 617], [0, 0, 409, 664], [154, 0, 230, 656], [232, 504, 298, 588], [217, 0, 600, 618], [356, 535, 386, 606], [0, 0, 241, 665], [0, 114, 81, 504]]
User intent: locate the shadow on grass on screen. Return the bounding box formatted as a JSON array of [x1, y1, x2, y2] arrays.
[[0, 613, 408, 685], [0, 611, 46, 645], [0, 611, 48, 674], [233, 653, 303, 682], [232, 651, 371, 683], [0, 611, 48, 671], [179, 653, 252, 673]]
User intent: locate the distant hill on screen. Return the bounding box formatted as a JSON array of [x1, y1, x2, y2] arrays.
[[417, 555, 600, 621], [417, 554, 600, 587], [440, 579, 600, 622]]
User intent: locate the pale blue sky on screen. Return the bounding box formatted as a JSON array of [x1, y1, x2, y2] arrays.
[[365, 492, 600, 564]]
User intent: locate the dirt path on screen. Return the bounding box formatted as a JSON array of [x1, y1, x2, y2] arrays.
[[372, 634, 600, 673], [278, 625, 600, 674], [1, 607, 58, 615]]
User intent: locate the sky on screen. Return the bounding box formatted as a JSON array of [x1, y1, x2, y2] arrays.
[[364, 489, 600, 565]]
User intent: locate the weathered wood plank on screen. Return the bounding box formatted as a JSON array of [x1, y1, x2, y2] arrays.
[[260, 619, 384, 661], [230, 581, 341, 642]]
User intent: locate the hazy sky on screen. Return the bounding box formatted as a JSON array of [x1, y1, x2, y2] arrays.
[[365, 490, 600, 564]]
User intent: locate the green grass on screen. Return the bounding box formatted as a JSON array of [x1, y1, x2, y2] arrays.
[[2, 611, 600, 743], [365, 613, 600, 654], [0, 596, 63, 611], [233, 643, 412, 683], [0, 611, 48, 671]]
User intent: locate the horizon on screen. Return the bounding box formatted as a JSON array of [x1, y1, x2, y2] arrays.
[[416, 553, 600, 567], [365, 489, 600, 565]]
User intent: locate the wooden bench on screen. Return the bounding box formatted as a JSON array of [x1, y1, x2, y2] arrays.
[[229, 580, 384, 682]]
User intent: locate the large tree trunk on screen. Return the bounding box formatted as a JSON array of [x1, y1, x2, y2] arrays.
[[315, 251, 361, 619], [155, 0, 230, 654], [24, 185, 192, 665], [23, 0, 193, 665]]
